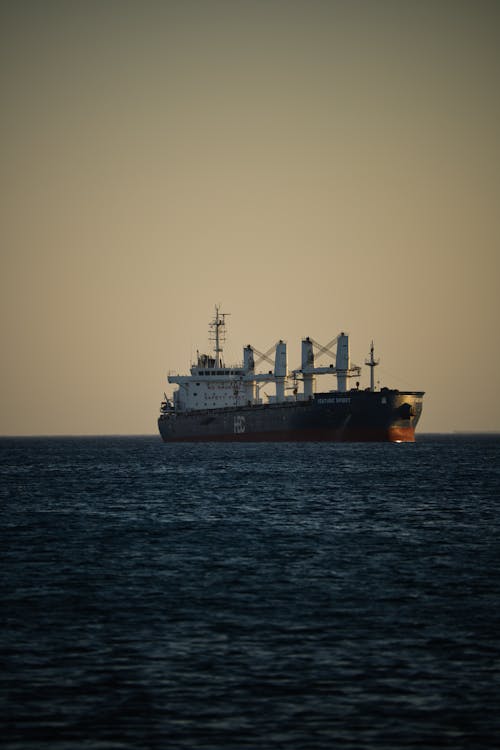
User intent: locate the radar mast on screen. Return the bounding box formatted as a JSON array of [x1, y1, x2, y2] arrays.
[[365, 341, 380, 391], [209, 306, 229, 369]]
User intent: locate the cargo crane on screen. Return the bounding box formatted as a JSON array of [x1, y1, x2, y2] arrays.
[[293, 334, 361, 398], [245, 341, 288, 402]]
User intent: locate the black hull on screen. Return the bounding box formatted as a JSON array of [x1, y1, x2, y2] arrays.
[[158, 390, 424, 443]]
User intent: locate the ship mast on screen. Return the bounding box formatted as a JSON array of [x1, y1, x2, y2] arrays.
[[365, 341, 380, 391], [209, 306, 229, 369]]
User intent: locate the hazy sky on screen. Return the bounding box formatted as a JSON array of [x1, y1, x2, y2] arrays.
[[1, 0, 499, 435]]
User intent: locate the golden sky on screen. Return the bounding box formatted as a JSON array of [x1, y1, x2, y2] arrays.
[[1, 0, 499, 434]]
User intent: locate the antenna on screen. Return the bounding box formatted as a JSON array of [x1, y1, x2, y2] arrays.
[[365, 341, 380, 391], [209, 305, 230, 368]]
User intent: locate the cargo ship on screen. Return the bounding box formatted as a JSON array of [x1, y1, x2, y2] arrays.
[[158, 307, 424, 442]]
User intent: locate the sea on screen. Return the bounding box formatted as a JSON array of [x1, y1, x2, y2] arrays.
[[1, 434, 500, 750]]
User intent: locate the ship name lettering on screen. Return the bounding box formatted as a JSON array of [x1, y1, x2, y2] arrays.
[[234, 415, 246, 434], [317, 397, 351, 404]]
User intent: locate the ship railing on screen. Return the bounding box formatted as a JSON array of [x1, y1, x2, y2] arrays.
[[167, 364, 246, 376]]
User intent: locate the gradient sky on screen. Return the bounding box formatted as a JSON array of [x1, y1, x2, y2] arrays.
[[1, 0, 499, 435]]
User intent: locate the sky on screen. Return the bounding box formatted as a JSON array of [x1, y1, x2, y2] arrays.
[[1, 0, 499, 435]]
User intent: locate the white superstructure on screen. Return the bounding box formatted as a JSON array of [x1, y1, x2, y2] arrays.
[[164, 307, 362, 413]]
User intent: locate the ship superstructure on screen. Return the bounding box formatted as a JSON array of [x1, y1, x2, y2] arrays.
[[159, 307, 424, 442]]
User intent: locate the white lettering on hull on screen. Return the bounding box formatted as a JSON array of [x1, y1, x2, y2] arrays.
[[316, 398, 351, 404], [234, 415, 246, 434]]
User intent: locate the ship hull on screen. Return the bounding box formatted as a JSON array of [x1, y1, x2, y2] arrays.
[[158, 390, 424, 443]]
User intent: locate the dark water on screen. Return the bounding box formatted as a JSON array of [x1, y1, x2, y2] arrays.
[[2, 435, 500, 749]]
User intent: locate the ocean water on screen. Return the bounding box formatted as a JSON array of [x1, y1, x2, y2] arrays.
[[1, 434, 500, 750]]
